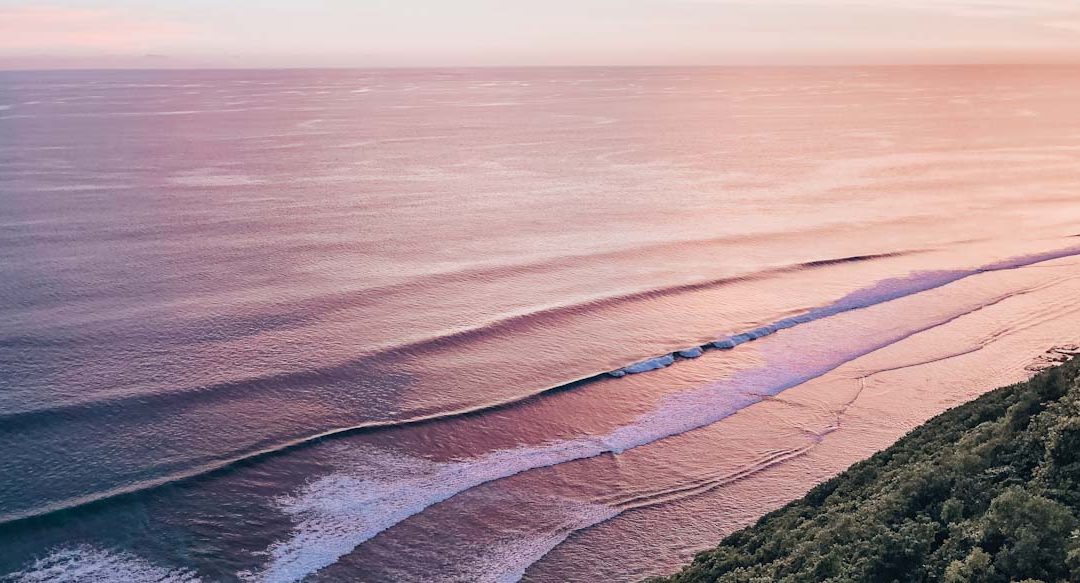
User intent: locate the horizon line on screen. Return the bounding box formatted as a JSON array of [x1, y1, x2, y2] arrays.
[[6, 60, 1080, 74]]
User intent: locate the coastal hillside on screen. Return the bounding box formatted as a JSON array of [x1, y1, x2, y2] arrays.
[[651, 357, 1080, 583]]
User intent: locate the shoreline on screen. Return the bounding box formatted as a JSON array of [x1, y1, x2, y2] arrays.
[[647, 356, 1080, 582], [523, 253, 1080, 581]]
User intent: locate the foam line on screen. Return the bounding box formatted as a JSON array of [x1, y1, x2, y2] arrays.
[[3, 245, 1077, 533], [467, 502, 620, 583], [247, 265, 1069, 582], [5, 546, 200, 583], [607, 243, 1080, 379]]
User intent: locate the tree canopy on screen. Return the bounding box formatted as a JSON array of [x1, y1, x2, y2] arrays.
[[650, 358, 1080, 583]]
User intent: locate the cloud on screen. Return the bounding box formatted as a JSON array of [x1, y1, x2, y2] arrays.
[[1044, 20, 1080, 33], [0, 6, 194, 52], [679, 0, 1080, 19]]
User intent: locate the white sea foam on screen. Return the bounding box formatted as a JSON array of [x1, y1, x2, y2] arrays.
[[247, 244, 1080, 582], [7, 546, 200, 583], [245, 443, 618, 583], [244, 323, 835, 582], [469, 501, 619, 583]]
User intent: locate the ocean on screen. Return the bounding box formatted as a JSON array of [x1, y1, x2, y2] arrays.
[[2, 66, 1080, 581]]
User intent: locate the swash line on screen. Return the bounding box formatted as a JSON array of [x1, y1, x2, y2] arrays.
[[251, 247, 1080, 583], [3, 244, 1078, 536]]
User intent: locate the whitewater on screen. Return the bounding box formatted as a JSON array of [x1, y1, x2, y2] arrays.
[[4, 65, 1080, 581]]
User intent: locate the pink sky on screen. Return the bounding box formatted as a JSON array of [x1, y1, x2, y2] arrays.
[[2, 1, 1080, 68]]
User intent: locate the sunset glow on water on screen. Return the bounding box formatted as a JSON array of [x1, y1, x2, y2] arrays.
[[3, 63, 1080, 581]]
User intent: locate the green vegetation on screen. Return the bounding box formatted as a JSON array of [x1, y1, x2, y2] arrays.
[[650, 359, 1080, 583]]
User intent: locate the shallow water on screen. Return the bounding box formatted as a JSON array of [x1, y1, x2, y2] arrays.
[[2, 66, 1080, 581]]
